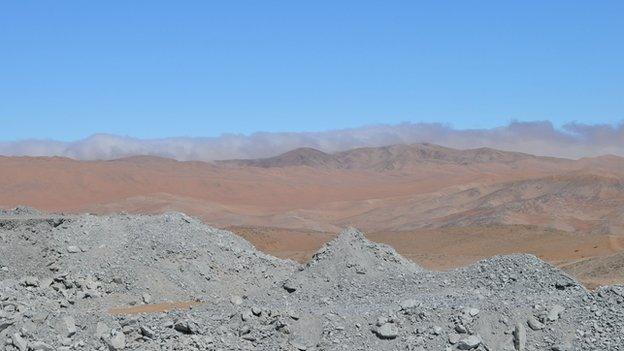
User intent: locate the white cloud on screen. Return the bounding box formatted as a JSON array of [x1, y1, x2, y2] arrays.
[[1, 121, 623, 161]]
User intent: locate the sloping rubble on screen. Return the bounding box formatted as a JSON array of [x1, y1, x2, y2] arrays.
[[0, 209, 622, 350]]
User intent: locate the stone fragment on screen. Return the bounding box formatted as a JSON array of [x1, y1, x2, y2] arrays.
[[142, 293, 152, 304], [241, 309, 253, 321], [96, 322, 110, 339], [466, 308, 480, 316], [29, 341, 55, 351], [62, 315, 77, 337], [12, 333, 28, 351], [22, 276, 39, 287], [399, 299, 418, 310], [0, 318, 14, 332], [374, 323, 399, 339], [106, 329, 126, 350], [174, 320, 197, 334], [40, 278, 53, 288], [455, 324, 467, 333], [230, 295, 243, 305], [513, 323, 526, 351], [457, 335, 481, 350], [283, 280, 297, 293], [527, 316, 545, 330], [289, 317, 323, 349], [241, 333, 256, 341], [547, 305, 565, 322], [376, 316, 388, 326], [448, 333, 461, 344], [67, 246, 80, 253], [289, 340, 308, 350], [239, 324, 251, 336], [140, 326, 155, 338]]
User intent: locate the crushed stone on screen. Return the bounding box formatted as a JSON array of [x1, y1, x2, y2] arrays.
[[0, 208, 623, 350]]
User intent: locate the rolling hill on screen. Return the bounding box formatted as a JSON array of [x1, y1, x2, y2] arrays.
[[2, 143, 624, 287]]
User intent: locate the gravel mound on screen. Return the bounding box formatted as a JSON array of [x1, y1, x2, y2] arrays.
[[0, 209, 623, 350], [280, 227, 422, 295]]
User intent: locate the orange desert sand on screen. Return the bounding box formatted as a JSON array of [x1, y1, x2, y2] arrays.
[[2, 143, 624, 288]]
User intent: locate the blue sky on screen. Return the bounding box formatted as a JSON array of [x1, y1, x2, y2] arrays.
[[1, 1, 623, 141]]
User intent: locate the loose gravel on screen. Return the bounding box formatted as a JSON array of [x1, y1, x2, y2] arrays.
[[0, 207, 623, 350]]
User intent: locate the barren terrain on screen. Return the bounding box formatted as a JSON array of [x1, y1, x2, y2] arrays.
[[1, 143, 624, 287]]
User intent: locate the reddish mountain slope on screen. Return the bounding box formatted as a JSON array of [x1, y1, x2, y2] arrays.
[[218, 143, 549, 170], [0, 144, 622, 234], [2, 143, 624, 287]]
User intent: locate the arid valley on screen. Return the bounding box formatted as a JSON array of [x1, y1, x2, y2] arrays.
[[3, 143, 624, 289]]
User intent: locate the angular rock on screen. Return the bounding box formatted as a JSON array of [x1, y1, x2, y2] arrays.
[[399, 298, 418, 310], [174, 320, 197, 334], [283, 279, 298, 293], [0, 318, 14, 332], [22, 276, 39, 287], [230, 295, 243, 305], [61, 315, 77, 337], [513, 323, 527, 351], [12, 333, 28, 351], [140, 325, 155, 338], [241, 309, 253, 321], [67, 246, 80, 253], [457, 335, 481, 350], [527, 316, 545, 330], [95, 322, 110, 340], [455, 324, 467, 333], [448, 333, 461, 344], [374, 323, 399, 339], [289, 317, 323, 349], [465, 308, 480, 316], [106, 330, 126, 350], [142, 293, 152, 304], [29, 341, 55, 351], [547, 305, 565, 322]]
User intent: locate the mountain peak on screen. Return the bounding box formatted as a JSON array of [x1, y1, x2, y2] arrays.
[[217, 147, 339, 168], [217, 143, 544, 170]]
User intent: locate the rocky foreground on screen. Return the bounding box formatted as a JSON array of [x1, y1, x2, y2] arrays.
[[0, 208, 623, 350]]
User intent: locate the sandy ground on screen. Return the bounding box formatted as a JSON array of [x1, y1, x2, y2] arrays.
[[108, 301, 202, 315]]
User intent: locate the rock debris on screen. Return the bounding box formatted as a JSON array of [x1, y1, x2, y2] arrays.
[[0, 207, 623, 350]]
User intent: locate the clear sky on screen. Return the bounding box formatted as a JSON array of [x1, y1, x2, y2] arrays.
[[1, 1, 623, 141]]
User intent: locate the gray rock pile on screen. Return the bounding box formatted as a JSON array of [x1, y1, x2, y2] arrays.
[[0, 208, 623, 350]]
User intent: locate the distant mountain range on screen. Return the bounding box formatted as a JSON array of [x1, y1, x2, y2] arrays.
[[217, 143, 549, 169], [1, 142, 623, 234], [3, 142, 624, 286]]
